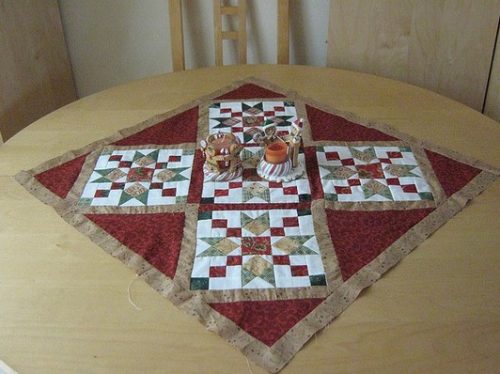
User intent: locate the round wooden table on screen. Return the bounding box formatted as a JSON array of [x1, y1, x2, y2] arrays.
[[1, 65, 499, 373]]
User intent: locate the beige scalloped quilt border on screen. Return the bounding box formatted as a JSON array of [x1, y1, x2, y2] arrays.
[[15, 77, 499, 373]]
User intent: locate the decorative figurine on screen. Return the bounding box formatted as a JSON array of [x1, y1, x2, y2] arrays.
[[253, 118, 305, 182], [200, 132, 243, 181], [285, 120, 303, 168]]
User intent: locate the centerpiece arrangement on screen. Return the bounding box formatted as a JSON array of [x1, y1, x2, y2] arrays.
[[200, 118, 304, 182]]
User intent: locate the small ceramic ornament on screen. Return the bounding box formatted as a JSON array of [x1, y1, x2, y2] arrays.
[[253, 120, 305, 182], [200, 132, 243, 181], [285, 120, 303, 168]]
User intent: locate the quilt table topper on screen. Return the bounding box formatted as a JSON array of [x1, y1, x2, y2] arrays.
[[16, 78, 499, 373]]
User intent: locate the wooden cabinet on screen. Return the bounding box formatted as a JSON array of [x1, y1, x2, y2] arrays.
[[0, 0, 77, 142], [327, 0, 500, 118]]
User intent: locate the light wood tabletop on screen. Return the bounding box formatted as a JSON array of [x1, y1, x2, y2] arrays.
[[1, 65, 499, 373]]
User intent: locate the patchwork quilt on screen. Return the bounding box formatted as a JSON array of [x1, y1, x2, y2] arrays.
[[16, 78, 499, 372]]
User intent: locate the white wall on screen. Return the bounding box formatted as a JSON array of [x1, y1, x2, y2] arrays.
[[58, 0, 330, 97]]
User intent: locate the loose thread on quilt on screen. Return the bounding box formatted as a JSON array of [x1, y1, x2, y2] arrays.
[[127, 274, 142, 311], [245, 357, 256, 374]]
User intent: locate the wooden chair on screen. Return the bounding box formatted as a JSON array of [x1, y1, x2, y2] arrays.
[[169, 0, 290, 71], [213, 0, 248, 66]]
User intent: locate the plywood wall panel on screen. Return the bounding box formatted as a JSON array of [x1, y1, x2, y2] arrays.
[[328, 0, 413, 82], [0, 0, 76, 141], [328, 0, 500, 112], [407, 1, 443, 89], [413, 1, 499, 110]]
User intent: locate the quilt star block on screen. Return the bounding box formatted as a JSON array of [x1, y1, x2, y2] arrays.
[[16, 78, 499, 373], [208, 100, 298, 145], [316, 145, 435, 203], [77, 147, 194, 206], [190, 209, 326, 291]]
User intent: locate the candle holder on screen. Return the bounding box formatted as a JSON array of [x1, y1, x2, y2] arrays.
[[200, 132, 243, 181], [254, 121, 305, 182]]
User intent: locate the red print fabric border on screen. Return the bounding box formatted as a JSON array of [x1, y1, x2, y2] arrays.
[[15, 78, 499, 373]]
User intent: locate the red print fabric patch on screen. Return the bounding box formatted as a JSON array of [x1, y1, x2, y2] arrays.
[[17, 79, 498, 373], [306, 104, 397, 141], [34, 154, 88, 198], [113, 106, 199, 146], [86, 212, 185, 279], [209, 298, 324, 347]]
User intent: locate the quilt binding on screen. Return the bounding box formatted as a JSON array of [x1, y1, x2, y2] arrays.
[[15, 77, 499, 373]]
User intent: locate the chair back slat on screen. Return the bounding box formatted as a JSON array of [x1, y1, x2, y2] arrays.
[[169, 0, 185, 71], [237, 0, 247, 65], [277, 0, 290, 64], [213, 0, 223, 66]]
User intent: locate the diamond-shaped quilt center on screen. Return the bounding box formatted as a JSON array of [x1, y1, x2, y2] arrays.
[[200, 148, 312, 204]]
